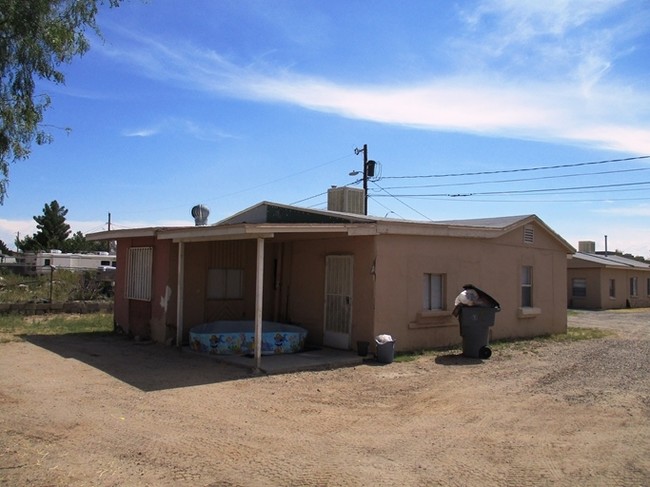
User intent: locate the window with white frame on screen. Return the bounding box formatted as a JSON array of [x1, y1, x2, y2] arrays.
[[207, 268, 244, 300], [126, 247, 153, 301], [629, 277, 638, 297], [572, 278, 587, 297], [521, 266, 533, 307], [422, 273, 445, 310]]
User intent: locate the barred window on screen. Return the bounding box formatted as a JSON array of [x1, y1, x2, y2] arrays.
[[126, 247, 153, 301]]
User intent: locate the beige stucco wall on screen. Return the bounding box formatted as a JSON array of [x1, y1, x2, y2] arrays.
[[114, 219, 571, 351], [567, 264, 650, 309], [373, 221, 568, 352]]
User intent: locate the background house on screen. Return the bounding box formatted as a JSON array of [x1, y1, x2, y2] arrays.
[[88, 188, 574, 353], [568, 241, 650, 309]]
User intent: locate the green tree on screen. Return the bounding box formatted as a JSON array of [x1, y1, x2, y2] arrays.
[[63, 230, 108, 253], [16, 200, 70, 251], [0, 239, 11, 254], [15, 201, 109, 253], [0, 0, 121, 203]]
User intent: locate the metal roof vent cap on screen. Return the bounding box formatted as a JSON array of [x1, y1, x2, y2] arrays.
[[191, 204, 210, 226]]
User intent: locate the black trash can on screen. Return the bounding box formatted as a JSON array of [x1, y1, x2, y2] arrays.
[[454, 285, 500, 359]]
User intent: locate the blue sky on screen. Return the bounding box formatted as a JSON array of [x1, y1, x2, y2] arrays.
[[2, 0, 650, 257]]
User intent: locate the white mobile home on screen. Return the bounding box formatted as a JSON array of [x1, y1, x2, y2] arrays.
[[20, 250, 117, 275]]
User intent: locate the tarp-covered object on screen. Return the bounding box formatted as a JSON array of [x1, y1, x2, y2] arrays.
[[452, 284, 500, 318]]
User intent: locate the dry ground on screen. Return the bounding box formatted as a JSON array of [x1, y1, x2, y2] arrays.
[[1, 310, 649, 486]]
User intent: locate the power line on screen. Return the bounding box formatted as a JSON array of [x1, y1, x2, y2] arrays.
[[380, 155, 650, 180], [379, 167, 650, 190], [370, 181, 433, 221], [278, 153, 650, 218], [372, 180, 650, 198], [401, 196, 650, 203], [290, 179, 362, 206]]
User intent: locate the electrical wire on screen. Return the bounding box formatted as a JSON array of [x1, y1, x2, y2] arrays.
[[290, 179, 362, 205], [396, 196, 650, 203], [379, 167, 650, 190], [370, 181, 433, 221], [291, 155, 650, 212], [380, 155, 650, 180], [371, 180, 650, 198]]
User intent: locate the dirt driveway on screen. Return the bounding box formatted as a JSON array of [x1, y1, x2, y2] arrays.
[[1, 310, 649, 486]]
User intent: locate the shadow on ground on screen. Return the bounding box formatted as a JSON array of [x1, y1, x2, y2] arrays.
[[434, 353, 484, 366], [21, 332, 254, 392]]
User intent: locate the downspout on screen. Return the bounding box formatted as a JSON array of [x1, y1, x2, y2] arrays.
[[254, 237, 265, 370], [176, 241, 185, 349]]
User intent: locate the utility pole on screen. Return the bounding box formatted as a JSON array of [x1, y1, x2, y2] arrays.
[[354, 144, 376, 215], [361, 144, 368, 215], [108, 212, 111, 231]]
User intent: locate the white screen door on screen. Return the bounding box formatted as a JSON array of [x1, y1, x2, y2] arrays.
[[323, 255, 353, 349]]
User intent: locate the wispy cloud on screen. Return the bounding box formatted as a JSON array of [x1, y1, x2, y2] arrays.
[[104, 2, 649, 154], [123, 127, 160, 137], [455, 0, 635, 90], [122, 118, 237, 141]]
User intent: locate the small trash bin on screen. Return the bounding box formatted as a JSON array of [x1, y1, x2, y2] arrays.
[[453, 284, 500, 359], [375, 334, 396, 364]]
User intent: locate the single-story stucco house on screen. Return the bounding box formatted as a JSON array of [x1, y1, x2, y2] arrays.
[[88, 188, 574, 361], [568, 241, 650, 309]]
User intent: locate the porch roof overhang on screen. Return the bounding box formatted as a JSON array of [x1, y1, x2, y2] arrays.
[[86, 227, 164, 241], [158, 223, 374, 243], [88, 219, 539, 243]]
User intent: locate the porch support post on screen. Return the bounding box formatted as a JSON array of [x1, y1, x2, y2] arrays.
[[254, 237, 265, 370], [176, 241, 185, 350]]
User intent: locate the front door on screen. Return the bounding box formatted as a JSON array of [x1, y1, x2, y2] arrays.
[[323, 255, 353, 349]]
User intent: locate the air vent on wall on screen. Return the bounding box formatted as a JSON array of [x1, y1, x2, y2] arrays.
[[523, 225, 534, 244]]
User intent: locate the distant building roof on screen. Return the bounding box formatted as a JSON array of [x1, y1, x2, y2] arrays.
[[571, 252, 650, 269]]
